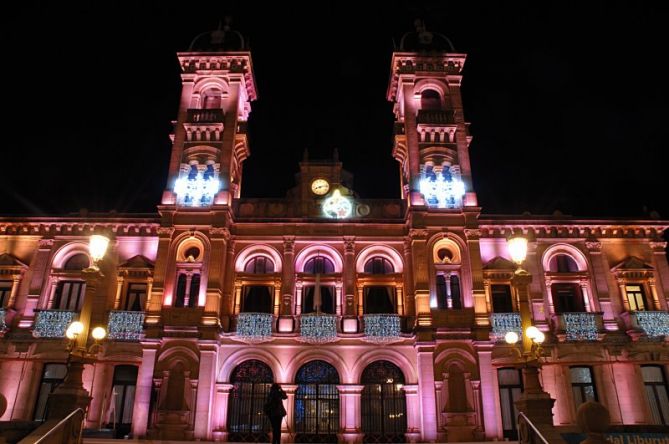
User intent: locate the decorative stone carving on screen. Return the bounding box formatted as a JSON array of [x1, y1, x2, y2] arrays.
[[585, 241, 602, 251], [464, 229, 481, 240]]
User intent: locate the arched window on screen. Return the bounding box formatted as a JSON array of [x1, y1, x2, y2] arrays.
[[549, 254, 579, 273], [304, 256, 335, 274], [244, 256, 275, 274], [364, 257, 394, 274], [361, 361, 407, 441], [228, 360, 274, 442], [108, 365, 138, 438], [63, 253, 89, 271], [173, 238, 204, 308], [421, 89, 442, 110], [295, 360, 340, 442], [202, 88, 222, 109], [436, 274, 462, 309]]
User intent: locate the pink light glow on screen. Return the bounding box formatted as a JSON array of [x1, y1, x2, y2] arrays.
[[294, 244, 343, 273]]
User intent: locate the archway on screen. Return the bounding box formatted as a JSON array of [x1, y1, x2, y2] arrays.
[[361, 361, 407, 442], [227, 360, 274, 442], [294, 360, 340, 442]]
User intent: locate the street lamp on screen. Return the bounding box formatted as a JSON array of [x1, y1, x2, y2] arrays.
[[86, 234, 110, 273]]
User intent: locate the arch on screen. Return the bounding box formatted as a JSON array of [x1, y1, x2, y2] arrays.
[[63, 253, 89, 270], [414, 80, 449, 105], [355, 245, 403, 273], [227, 360, 273, 441], [361, 360, 405, 384], [431, 237, 462, 265], [542, 243, 589, 273], [294, 360, 340, 440], [235, 244, 283, 273], [155, 345, 200, 374], [363, 256, 395, 274], [175, 236, 205, 263], [294, 244, 343, 273], [285, 349, 349, 383], [351, 350, 417, 384], [420, 89, 442, 110], [50, 242, 91, 269], [192, 78, 230, 99], [218, 349, 284, 383]]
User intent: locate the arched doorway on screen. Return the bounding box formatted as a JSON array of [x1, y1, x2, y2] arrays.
[[361, 360, 407, 442], [294, 360, 340, 443], [227, 360, 274, 442]]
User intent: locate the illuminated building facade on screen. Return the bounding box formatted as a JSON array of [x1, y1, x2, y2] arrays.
[[1, 24, 669, 442]]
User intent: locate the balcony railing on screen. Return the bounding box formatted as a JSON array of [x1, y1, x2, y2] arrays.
[[491, 312, 522, 341], [416, 109, 455, 125], [363, 314, 401, 344], [235, 312, 273, 344], [33, 309, 77, 338], [186, 108, 224, 123], [0, 308, 6, 332], [630, 311, 669, 338], [557, 312, 602, 341], [107, 310, 145, 341], [299, 313, 338, 344]]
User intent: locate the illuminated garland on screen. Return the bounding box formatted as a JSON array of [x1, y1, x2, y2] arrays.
[[0, 308, 6, 332], [174, 164, 221, 207], [491, 312, 522, 341], [363, 314, 402, 344], [107, 310, 145, 341], [563, 312, 598, 341], [235, 312, 274, 344], [33, 310, 76, 338], [634, 311, 669, 338], [298, 313, 338, 344]]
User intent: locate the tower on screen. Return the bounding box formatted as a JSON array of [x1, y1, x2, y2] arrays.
[[388, 20, 477, 209]]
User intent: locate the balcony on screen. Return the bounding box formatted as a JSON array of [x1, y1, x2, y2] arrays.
[[363, 314, 402, 344], [625, 311, 669, 339], [186, 108, 224, 124], [416, 109, 455, 125], [235, 312, 274, 344], [555, 312, 603, 342], [490, 312, 522, 341], [107, 310, 145, 341], [299, 313, 338, 344], [33, 309, 77, 338]]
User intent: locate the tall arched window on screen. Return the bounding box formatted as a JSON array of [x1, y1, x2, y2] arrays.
[[420, 89, 442, 110], [361, 361, 407, 442], [304, 256, 335, 274], [549, 254, 579, 273], [364, 257, 394, 274], [228, 360, 274, 442], [244, 256, 275, 274], [436, 274, 462, 309], [173, 240, 204, 308], [295, 360, 340, 442]]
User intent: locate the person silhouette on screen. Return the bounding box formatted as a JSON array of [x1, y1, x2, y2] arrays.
[[264, 383, 287, 444]]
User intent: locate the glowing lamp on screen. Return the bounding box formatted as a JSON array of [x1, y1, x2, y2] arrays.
[[322, 189, 352, 219], [89, 235, 110, 263], [66, 321, 84, 339], [507, 235, 528, 265], [91, 326, 107, 341], [534, 330, 545, 344], [525, 326, 540, 340], [505, 331, 519, 345]]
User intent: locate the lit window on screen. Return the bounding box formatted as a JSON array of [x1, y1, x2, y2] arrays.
[[124, 283, 147, 311], [626, 284, 648, 311], [570, 367, 597, 410]]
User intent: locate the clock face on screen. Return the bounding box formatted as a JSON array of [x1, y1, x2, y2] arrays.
[[311, 179, 330, 195]]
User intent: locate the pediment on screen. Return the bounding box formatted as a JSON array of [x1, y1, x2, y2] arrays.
[[0, 253, 27, 268], [119, 255, 155, 269], [611, 256, 654, 271], [483, 256, 516, 270]]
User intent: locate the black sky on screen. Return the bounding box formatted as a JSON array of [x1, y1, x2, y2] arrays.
[[2, 1, 668, 218]]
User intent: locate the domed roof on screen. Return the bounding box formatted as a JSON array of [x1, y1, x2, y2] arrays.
[[397, 19, 455, 53], [188, 19, 247, 52]]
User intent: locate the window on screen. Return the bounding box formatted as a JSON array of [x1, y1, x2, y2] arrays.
[[295, 360, 340, 442], [124, 283, 147, 311], [364, 257, 394, 274], [420, 89, 442, 110], [492, 284, 514, 313], [626, 284, 648, 311], [450, 275, 462, 309], [498, 368, 523, 440], [302, 285, 335, 314], [34, 363, 67, 421], [550, 254, 579, 273], [241, 286, 273, 313], [54, 280, 85, 311], [552, 283, 585, 314], [436, 274, 463, 309], [202, 89, 222, 109], [174, 273, 198, 308], [642, 366, 669, 425], [304, 256, 335, 274], [361, 361, 407, 441], [364, 286, 396, 314], [63, 253, 89, 271], [244, 256, 275, 274], [174, 274, 187, 307], [570, 367, 597, 410], [108, 365, 138, 437], [228, 360, 273, 442], [0, 280, 11, 307]]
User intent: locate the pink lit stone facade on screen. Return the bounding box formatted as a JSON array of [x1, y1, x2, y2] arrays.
[[1, 27, 669, 442]]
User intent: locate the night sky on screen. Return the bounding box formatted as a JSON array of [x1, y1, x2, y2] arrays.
[[2, 1, 668, 219]]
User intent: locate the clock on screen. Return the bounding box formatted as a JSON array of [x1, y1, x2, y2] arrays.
[[311, 178, 330, 195]]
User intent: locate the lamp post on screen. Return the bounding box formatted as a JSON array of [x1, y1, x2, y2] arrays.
[[46, 234, 110, 420], [506, 235, 555, 426]]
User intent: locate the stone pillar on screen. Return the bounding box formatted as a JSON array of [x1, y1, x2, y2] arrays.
[[650, 241, 669, 309], [476, 346, 501, 440], [281, 237, 295, 316], [86, 362, 113, 428], [617, 279, 630, 312], [222, 238, 236, 320], [343, 237, 356, 316], [282, 384, 298, 443], [337, 384, 364, 444], [416, 344, 437, 441], [403, 384, 421, 443], [6, 275, 21, 309], [206, 228, 229, 317], [194, 345, 218, 439], [113, 276, 124, 310], [131, 344, 158, 437], [212, 383, 233, 441], [410, 230, 431, 327], [403, 238, 416, 317]]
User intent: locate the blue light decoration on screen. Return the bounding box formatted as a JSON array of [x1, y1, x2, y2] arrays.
[[491, 312, 522, 341], [174, 163, 221, 207], [235, 312, 274, 344], [0, 308, 6, 332], [299, 313, 338, 344], [107, 310, 145, 341], [33, 310, 76, 338], [419, 164, 465, 209], [363, 314, 402, 344], [634, 311, 669, 338], [563, 312, 599, 341], [322, 189, 353, 219]]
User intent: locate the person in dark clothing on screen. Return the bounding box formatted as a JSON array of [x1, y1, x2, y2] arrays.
[[265, 383, 287, 444]]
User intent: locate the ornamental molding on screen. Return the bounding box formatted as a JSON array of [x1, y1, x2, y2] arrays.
[[409, 229, 429, 240], [1, 222, 159, 237], [477, 223, 669, 240], [343, 236, 356, 252], [650, 241, 668, 251], [585, 241, 602, 251], [464, 229, 481, 240], [157, 227, 175, 237], [38, 238, 55, 249], [210, 227, 230, 238]]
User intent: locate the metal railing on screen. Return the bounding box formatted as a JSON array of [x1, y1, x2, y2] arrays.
[[19, 408, 84, 444], [517, 412, 550, 444]]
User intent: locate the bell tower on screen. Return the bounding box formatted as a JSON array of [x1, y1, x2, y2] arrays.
[[161, 22, 256, 209], [387, 20, 477, 209]]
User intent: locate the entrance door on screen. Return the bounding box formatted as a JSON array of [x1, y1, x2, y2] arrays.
[[228, 360, 274, 442], [295, 360, 340, 443], [361, 360, 407, 442]]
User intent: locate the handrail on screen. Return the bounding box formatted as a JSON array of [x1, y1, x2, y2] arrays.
[[26, 408, 84, 444], [517, 411, 550, 444]]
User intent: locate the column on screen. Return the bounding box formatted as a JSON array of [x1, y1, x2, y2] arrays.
[[649, 278, 661, 311], [6, 275, 21, 309], [403, 384, 421, 443], [212, 383, 234, 441], [131, 345, 158, 437], [650, 240, 669, 309], [337, 384, 364, 444], [581, 280, 593, 312], [416, 344, 437, 441], [86, 362, 113, 428], [222, 238, 236, 319], [282, 384, 298, 443], [113, 276, 124, 310], [617, 279, 630, 312], [194, 345, 218, 439], [403, 238, 416, 317], [476, 347, 500, 440], [343, 237, 356, 316], [281, 237, 295, 316]]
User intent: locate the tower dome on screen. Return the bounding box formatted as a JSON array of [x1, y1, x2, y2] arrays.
[[397, 19, 455, 52], [188, 18, 247, 52]]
